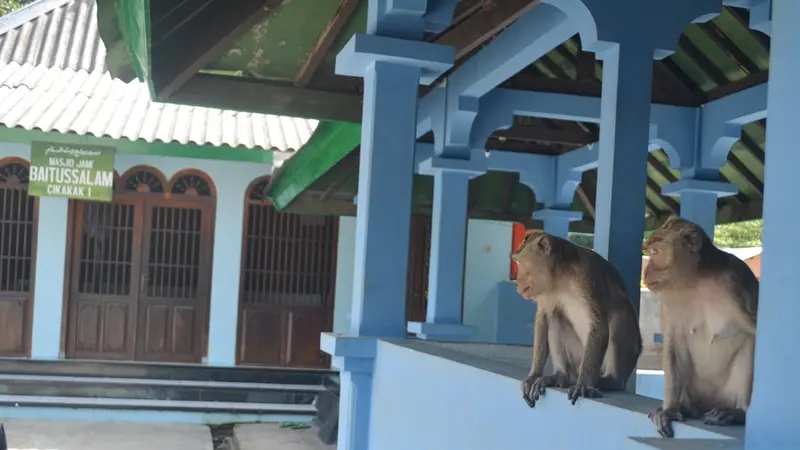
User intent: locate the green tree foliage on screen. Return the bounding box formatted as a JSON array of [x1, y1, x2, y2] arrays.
[[569, 218, 763, 252], [0, 0, 34, 17], [713, 219, 762, 248]]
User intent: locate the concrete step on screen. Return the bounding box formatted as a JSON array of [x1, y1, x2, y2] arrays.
[[0, 359, 339, 426], [0, 394, 318, 415], [0, 358, 337, 387], [0, 374, 324, 405]]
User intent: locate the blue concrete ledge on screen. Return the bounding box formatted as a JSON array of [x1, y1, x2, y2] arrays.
[[366, 339, 742, 449], [636, 369, 666, 401]]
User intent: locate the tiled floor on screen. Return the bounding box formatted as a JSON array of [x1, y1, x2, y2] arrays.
[[2, 419, 213, 450], [235, 423, 335, 450]]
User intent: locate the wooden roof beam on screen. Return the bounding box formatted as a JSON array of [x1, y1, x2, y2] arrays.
[[698, 22, 760, 76], [171, 73, 364, 123], [151, 0, 279, 100], [577, 170, 597, 219], [727, 152, 764, 196], [647, 178, 680, 214], [431, 0, 540, 63], [295, 0, 360, 88], [493, 126, 595, 146], [678, 35, 730, 88], [739, 132, 766, 166]]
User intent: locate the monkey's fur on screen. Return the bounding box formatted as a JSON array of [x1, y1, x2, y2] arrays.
[[643, 216, 758, 438], [512, 230, 643, 408]]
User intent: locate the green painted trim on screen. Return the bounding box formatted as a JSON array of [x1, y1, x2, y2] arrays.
[[119, 0, 153, 95], [267, 121, 362, 210], [0, 126, 274, 164], [96, 0, 154, 93]]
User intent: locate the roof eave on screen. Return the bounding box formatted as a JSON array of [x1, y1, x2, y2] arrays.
[[266, 121, 362, 211]]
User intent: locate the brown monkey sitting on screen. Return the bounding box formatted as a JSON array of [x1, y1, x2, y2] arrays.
[[512, 230, 642, 407], [643, 216, 758, 438]]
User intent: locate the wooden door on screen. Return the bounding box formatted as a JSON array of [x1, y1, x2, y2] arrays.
[[136, 198, 213, 363], [406, 215, 432, 323], [67, 198, 143, 360], [0, 161, 37, 357], [237, 179, 337, 368]]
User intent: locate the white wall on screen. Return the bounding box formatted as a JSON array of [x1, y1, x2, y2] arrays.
[[0, 142, 271, 364], [333, 216, 356, 334], [463, 219, 514, 342]]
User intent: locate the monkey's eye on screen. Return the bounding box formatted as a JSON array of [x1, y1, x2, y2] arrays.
[[649, 248, 659, 256]]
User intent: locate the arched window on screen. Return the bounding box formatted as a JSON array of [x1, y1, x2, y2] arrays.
[[170, 172, 214, 197], [122, 168, 166, 193], [0, 160, 37, 356]]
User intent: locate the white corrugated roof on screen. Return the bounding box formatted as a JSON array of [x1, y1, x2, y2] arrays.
[[0, 0, 319, 153]]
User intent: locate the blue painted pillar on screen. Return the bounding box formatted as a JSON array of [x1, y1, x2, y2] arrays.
[[592, 43, 655, 313], [321, 29, 454, 450], [31, 197, 69, 359], [407, 158, 485, 341], [746, 1, 799, 448], [348, 61, 421, 337], [532, 208, 582, 238], [662, 178, 738, 240]]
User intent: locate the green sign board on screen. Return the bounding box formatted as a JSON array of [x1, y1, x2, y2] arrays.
[[29, 141, 116, 201]]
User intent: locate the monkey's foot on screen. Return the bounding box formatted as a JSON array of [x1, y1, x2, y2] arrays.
[[566, 384, 603, 405], [702, 407, 746, 426], [520, 374, 569, 408], [648, 406, 685, 438]]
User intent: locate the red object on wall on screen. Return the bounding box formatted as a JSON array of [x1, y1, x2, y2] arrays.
[[510, 222, 527, 279]]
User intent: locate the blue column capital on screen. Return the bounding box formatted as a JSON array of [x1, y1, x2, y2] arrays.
[[532, 208, 583, 223], [335, 34, 454, 84], [321, 333, 377, 374], [418, 155, 488, 177], [367, 0, 461, 38], [533, 208, 583, 238], [661, 179, 738, 198]]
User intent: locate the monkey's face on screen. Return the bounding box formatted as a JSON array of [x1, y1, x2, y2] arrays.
[[511, 233, 555, 300], [643, 241, 674, 291], [643, 217, 704, 291]]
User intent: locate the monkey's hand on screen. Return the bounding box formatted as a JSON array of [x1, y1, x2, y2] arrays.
[[648, 406, 685, 438], [521, 374, 567, 408], [567, 384, 603, 405]]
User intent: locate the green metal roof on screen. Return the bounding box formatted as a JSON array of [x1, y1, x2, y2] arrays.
[[93, 1, 770, 231]]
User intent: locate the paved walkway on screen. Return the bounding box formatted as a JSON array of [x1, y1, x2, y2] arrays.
[[235, 424, 335, 450], [2, 419, 213, 450]]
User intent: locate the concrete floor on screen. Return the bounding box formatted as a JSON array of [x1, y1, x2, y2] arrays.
[[235, 424, 335, 450], [2, 419, 213, 450]]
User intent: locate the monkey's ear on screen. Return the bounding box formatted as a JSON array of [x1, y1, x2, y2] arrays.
[[536, 235, 552, 255], [680, 229, 702, 252]]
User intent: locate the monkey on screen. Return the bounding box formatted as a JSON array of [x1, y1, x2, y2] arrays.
[[642, 216, 758, 438], [511, 230, 643, 408]]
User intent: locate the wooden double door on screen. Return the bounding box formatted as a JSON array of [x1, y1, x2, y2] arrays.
[[66, 195, 213, 363]]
